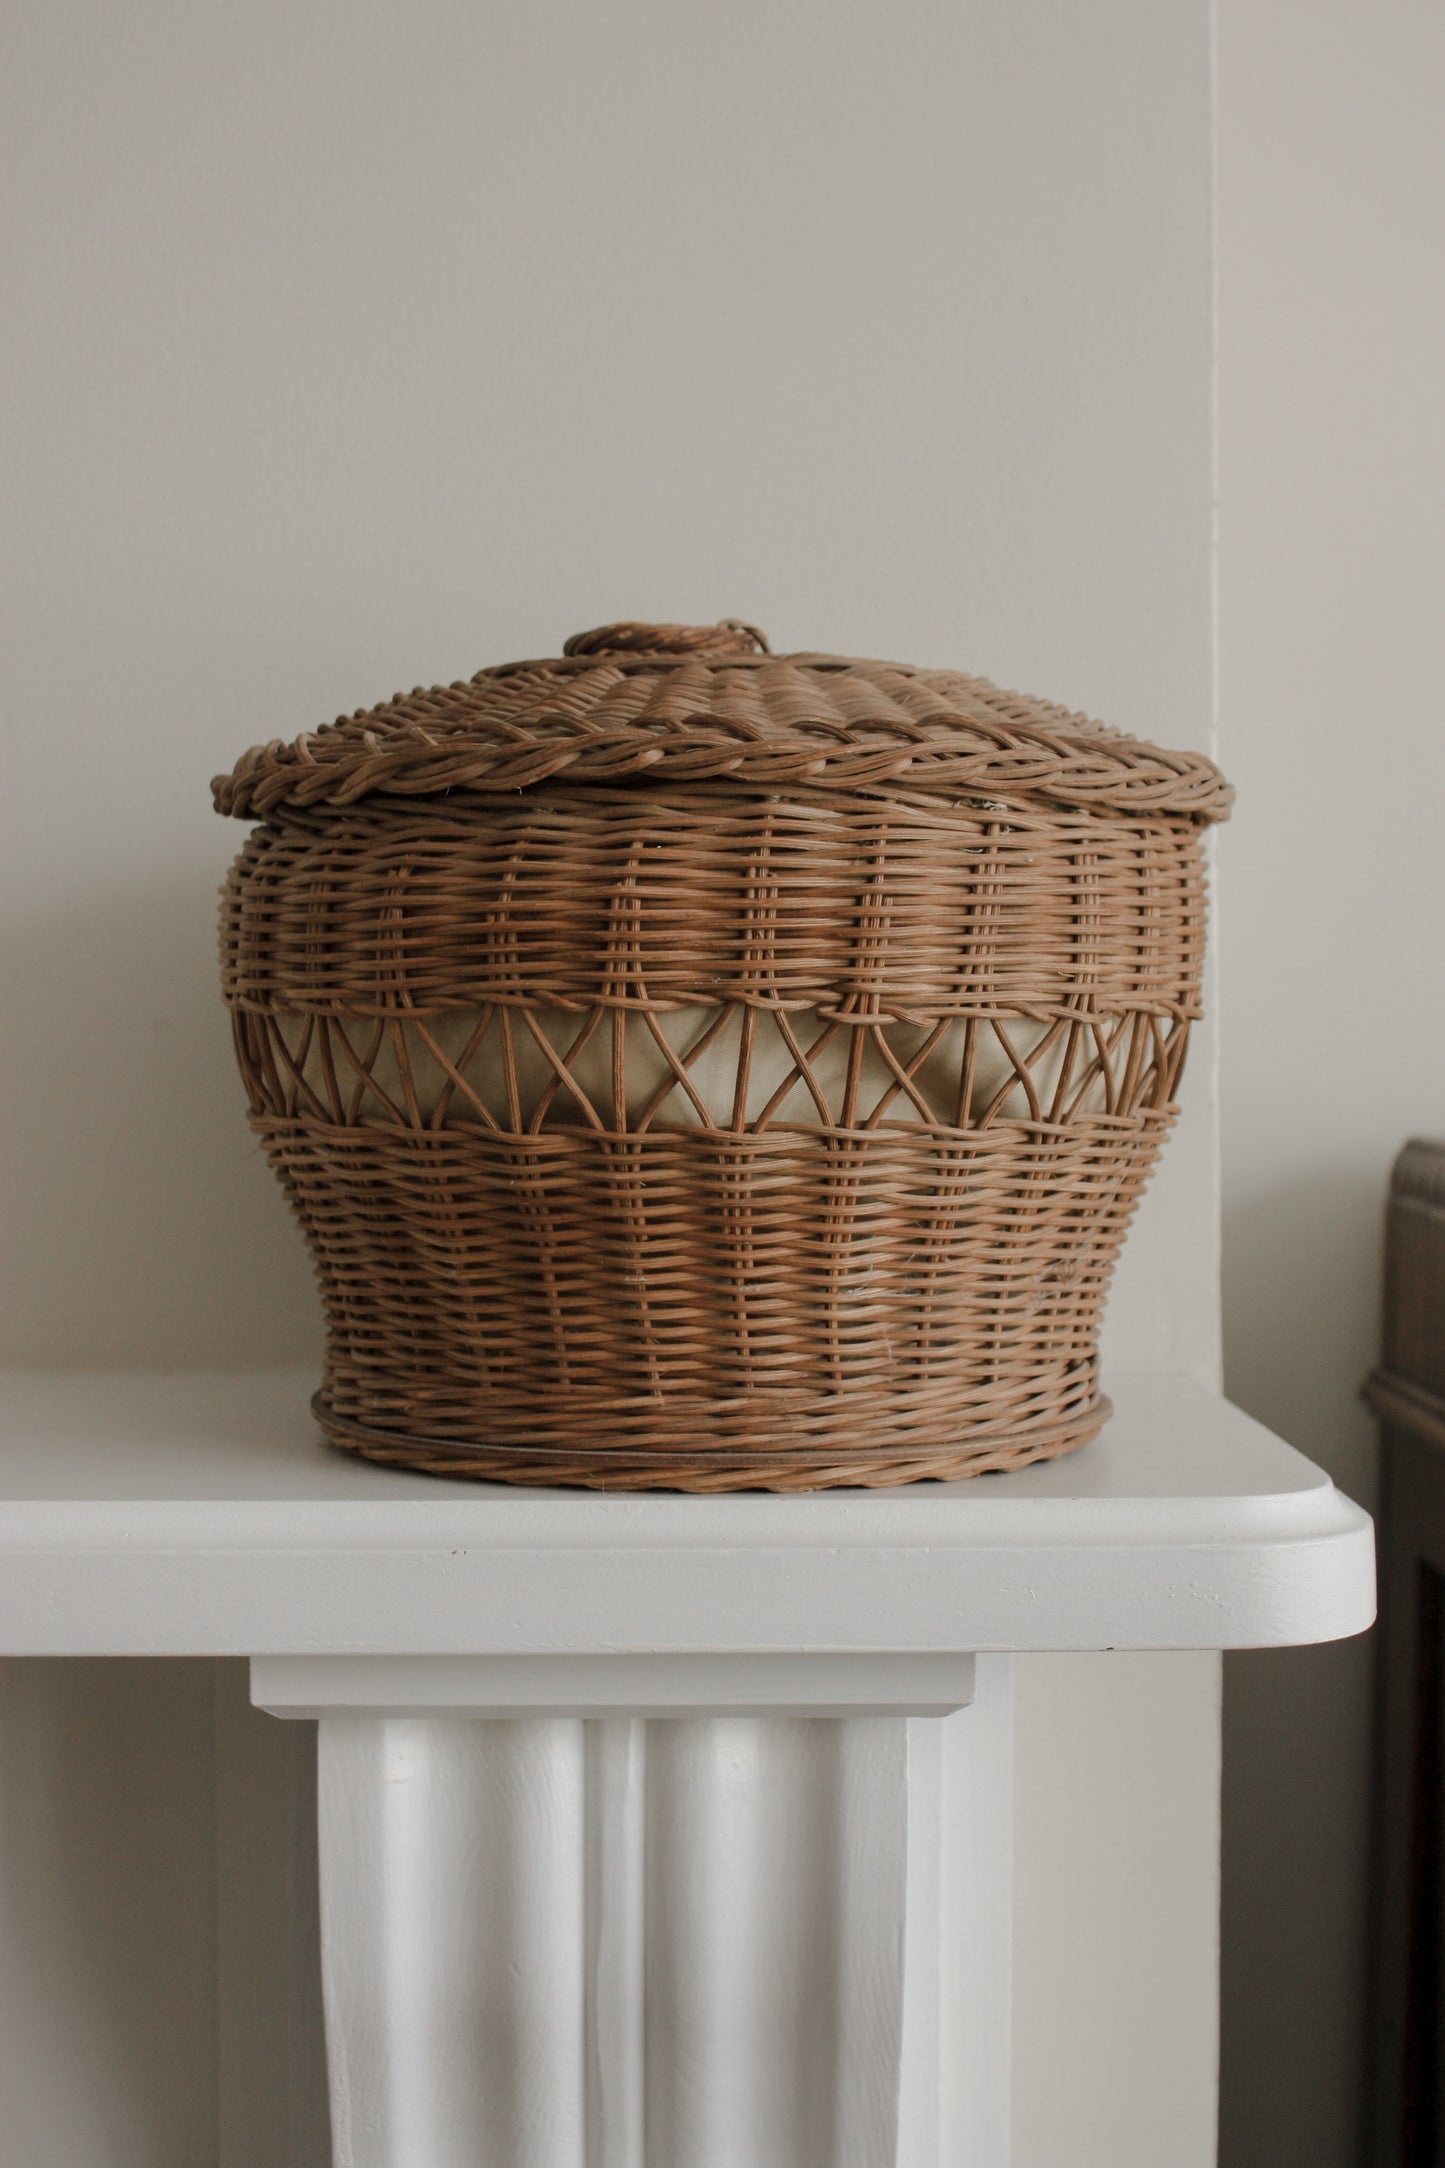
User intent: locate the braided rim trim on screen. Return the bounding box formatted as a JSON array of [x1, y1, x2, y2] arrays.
[[313, 1391, 1111, 1492], [216, 720, 1231, 821]]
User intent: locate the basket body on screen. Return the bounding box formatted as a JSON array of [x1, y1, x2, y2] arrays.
[[221, 775, 1207, 1489]]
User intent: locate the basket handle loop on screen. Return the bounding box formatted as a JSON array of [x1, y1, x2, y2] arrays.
[[562, 620, 771, 659]]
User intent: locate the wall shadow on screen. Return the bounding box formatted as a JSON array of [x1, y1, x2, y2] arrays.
[[1218, 1161, 1387, 2168], [0, 1658, 219, 2166], [0, 878, 320, 1368]]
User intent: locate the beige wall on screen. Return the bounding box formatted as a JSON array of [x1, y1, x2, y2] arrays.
[[1217, 1, 1445, 2161], [0, 0, 1219, 1388], [2, 4, 1222, 2161]]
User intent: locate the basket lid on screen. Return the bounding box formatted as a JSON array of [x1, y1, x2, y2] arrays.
[[213, 619, 1232, 822]]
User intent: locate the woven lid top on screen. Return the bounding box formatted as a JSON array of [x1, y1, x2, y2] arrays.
[[213, 619, 1232, 823]]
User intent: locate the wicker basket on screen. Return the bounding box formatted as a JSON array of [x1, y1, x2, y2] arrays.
[[215, 619, 1231, 1490]]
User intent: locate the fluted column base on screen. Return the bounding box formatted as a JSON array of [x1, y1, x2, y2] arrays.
[[253, 1656, 1011, 2168]]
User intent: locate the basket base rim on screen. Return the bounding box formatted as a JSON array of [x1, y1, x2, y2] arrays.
[[310, 1392, 1111, 1493]]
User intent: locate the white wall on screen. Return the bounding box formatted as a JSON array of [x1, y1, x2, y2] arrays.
[[1216, 4, 1445, 2162], [1, 4, 1222, 2161]]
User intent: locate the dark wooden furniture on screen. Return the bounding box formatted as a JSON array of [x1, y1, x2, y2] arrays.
[[1366, 1139, 1445, 2165]]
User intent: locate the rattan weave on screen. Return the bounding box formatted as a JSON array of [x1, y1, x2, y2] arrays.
[[215, 620, 1231, 1490]]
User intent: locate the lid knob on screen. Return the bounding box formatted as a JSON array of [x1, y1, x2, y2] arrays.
[[562, 619, 771, 659]]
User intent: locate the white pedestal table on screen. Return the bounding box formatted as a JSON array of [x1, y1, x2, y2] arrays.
[[0, 1369, 1374, 2167]]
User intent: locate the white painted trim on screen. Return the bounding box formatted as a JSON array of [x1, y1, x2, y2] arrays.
[[252, 1651, 978, 1721]]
